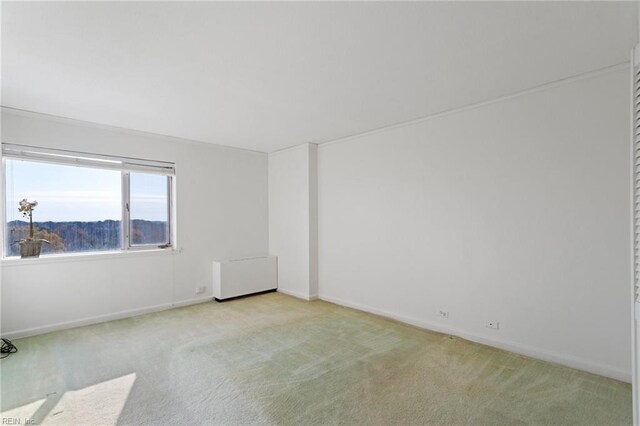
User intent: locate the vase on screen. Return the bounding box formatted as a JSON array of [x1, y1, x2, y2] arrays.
[[20, 240, 43, 258]]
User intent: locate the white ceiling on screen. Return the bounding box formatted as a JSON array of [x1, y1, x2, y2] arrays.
[[2, 2, 637, 153]]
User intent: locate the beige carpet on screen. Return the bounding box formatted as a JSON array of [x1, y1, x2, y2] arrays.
[[0, 292, 632, 425]]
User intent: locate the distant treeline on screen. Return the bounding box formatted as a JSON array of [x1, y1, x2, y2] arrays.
[[6, 220, 167, 256]]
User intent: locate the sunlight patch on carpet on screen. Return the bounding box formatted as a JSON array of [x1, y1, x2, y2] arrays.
[[42, 373, 136, 425]]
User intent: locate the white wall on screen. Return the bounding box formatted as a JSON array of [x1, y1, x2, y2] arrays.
[[0, 109, 269, 338], [317, 66, 632, 381], [268, 143, 318, 300]]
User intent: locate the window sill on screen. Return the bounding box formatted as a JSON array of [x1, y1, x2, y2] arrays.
[[1, 247, 179, 267]]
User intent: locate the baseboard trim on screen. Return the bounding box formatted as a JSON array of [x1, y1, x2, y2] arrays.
[[2, 296, 213, 340], [4, 291, 629, 382], [319, 294, 631, 383], [277, 288, 318, 301], [214, 288, 277, 302]]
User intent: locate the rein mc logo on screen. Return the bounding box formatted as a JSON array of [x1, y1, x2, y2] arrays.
[[1, 418, 35, 425]]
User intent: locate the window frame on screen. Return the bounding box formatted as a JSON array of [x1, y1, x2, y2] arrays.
[[2, 144, 176, 259], [122, 171, 174, 251]]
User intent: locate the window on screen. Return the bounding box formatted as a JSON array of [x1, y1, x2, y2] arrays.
[[3, 144, 174, 258], [128, 172, 170, 246]]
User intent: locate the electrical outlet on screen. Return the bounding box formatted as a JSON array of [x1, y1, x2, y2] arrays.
[[438, 310, 449, 319], [195, 286, 206, 295], [485, 320, 499, 330]]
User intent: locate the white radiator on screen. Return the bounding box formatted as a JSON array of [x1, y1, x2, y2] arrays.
[[212, 255, 277, 301]]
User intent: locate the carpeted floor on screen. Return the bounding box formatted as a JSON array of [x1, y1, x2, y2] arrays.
[[0, 292, 632, 425]]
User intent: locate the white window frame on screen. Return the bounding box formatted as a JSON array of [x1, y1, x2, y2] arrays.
[[122, 171, 174, 251], [2, 143, 176, 258]]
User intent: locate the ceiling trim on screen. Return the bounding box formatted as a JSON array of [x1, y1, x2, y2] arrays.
[[316, 61, 630, 151], [0, 106, 268, 155], [2, 60, 630, 156]]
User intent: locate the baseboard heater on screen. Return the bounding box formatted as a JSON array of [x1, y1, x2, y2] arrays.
[[212, 255, 277, 302]]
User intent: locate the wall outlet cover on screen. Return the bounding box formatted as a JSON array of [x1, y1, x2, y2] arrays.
[[485, 321, 500, 330]]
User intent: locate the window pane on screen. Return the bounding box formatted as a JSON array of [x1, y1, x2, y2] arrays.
[[4, 159, 122, 256], [129, 173, 169, 246]]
